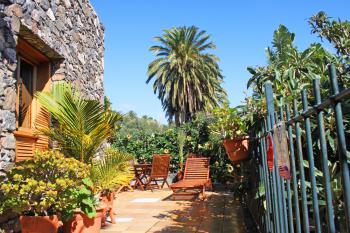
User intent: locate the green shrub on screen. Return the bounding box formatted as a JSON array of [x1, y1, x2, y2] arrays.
[[113, 112, 235, 183], [0, 150, 90, 216]]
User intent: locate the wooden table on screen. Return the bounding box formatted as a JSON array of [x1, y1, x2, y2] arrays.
[[133, 164, 152, 190]]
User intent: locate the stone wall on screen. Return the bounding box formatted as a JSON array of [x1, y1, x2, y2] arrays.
[[0, 0, 104, 173], [0, 0, 16, 178], [0, 0, 104, 231]]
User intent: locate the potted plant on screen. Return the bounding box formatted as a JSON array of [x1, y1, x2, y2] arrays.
[[90, 148, 133, 225], [209, 103, 249, 163], [62, 148, 133, 232], [34, 82, 124, 232], [0, 150, 90, 233], [62, 178, 105, 233]]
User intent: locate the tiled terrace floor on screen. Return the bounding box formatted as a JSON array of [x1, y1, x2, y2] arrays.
[[101, 188, 255, 233]]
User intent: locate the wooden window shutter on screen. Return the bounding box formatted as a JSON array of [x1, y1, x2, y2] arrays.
[[34, 62, 51, 152], [34, 109, 50, 152], [14, 132, 37, 162]]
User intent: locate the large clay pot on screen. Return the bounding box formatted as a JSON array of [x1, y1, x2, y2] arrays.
[[63, 209, 104, 233], [100, 191, 115, 224], [172, 170, 183, 183], [176, 170, 184, 181], [20, 215, 61, 233], [223, 138, 249, 163], [100, 191, 114, 209]]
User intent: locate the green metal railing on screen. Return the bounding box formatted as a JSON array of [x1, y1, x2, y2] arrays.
[[248, 64, 350, 233]]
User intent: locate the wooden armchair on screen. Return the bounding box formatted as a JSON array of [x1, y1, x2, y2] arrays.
[[170, 157, 210, 200], [145, 154, 171, 190]]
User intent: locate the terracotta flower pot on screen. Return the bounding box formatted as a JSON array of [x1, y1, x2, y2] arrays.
[[100, 191, 115, 224], [223, 138, 249, 163], [176, 170, 184, 181], [63, 209, 104, 233], [20, 215, 61, 233]]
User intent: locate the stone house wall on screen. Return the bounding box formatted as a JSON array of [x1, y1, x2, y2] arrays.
[[0, 0, 104, 173], [0, 0, 104, 231]]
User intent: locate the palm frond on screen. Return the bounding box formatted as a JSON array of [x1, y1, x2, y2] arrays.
[[35, 82, 122, 162], [91, 148, 134, 192]]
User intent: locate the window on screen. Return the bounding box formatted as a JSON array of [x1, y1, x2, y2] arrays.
[[17, 58, 35, 129]]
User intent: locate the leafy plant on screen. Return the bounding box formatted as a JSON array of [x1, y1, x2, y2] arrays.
[[90, 148, 133, 193], [309, 11, 350, 58], [209, 103, 248, 139], [0, 150, 90, 216], [247, 25, 335, 101], [35, 82, 122, 163], [61, 178, 97, 221]]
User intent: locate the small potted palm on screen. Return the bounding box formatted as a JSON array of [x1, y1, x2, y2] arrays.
[[90, 148, 133, 224], [209, 103, 249, 163], [0, 150, 90, 233]]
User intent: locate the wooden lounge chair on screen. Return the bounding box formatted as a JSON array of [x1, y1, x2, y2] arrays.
[[145, 154, 171, 190], [185, 154, 213, 190], [170, 157, 210, 200]]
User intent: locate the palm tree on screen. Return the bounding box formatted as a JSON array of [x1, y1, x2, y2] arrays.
[[147, 26, 227, 125], [35, 82, 122, 163]]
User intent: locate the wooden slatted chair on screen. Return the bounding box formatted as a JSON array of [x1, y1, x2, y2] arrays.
[[185, 154, 213, 190], [145, 154, 171, 190], [170, 157, 210, 200]]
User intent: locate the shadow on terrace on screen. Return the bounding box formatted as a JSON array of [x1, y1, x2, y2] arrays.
[[101, 187, 259, 233]]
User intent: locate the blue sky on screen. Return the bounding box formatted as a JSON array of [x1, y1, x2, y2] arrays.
[[90, 0, 349, 124]]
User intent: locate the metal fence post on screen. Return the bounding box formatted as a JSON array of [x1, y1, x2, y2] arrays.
[[259, 125, 274, 233], [264, 81, 285, 233], [258, 136, 271, 233], [278, 107, 290, 233], [286, 105, 302, 233], [293, 99, 310, 233], [279, 106, 294, 233], [313, 78, 336, 233], [328, 64, 350, 231], [301, 89, 321, 233]]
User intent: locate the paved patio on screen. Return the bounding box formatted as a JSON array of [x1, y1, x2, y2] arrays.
[[101, 188, 255, 233]]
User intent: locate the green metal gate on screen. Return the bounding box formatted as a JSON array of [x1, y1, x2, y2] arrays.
[[249, 64, 350, 233]]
